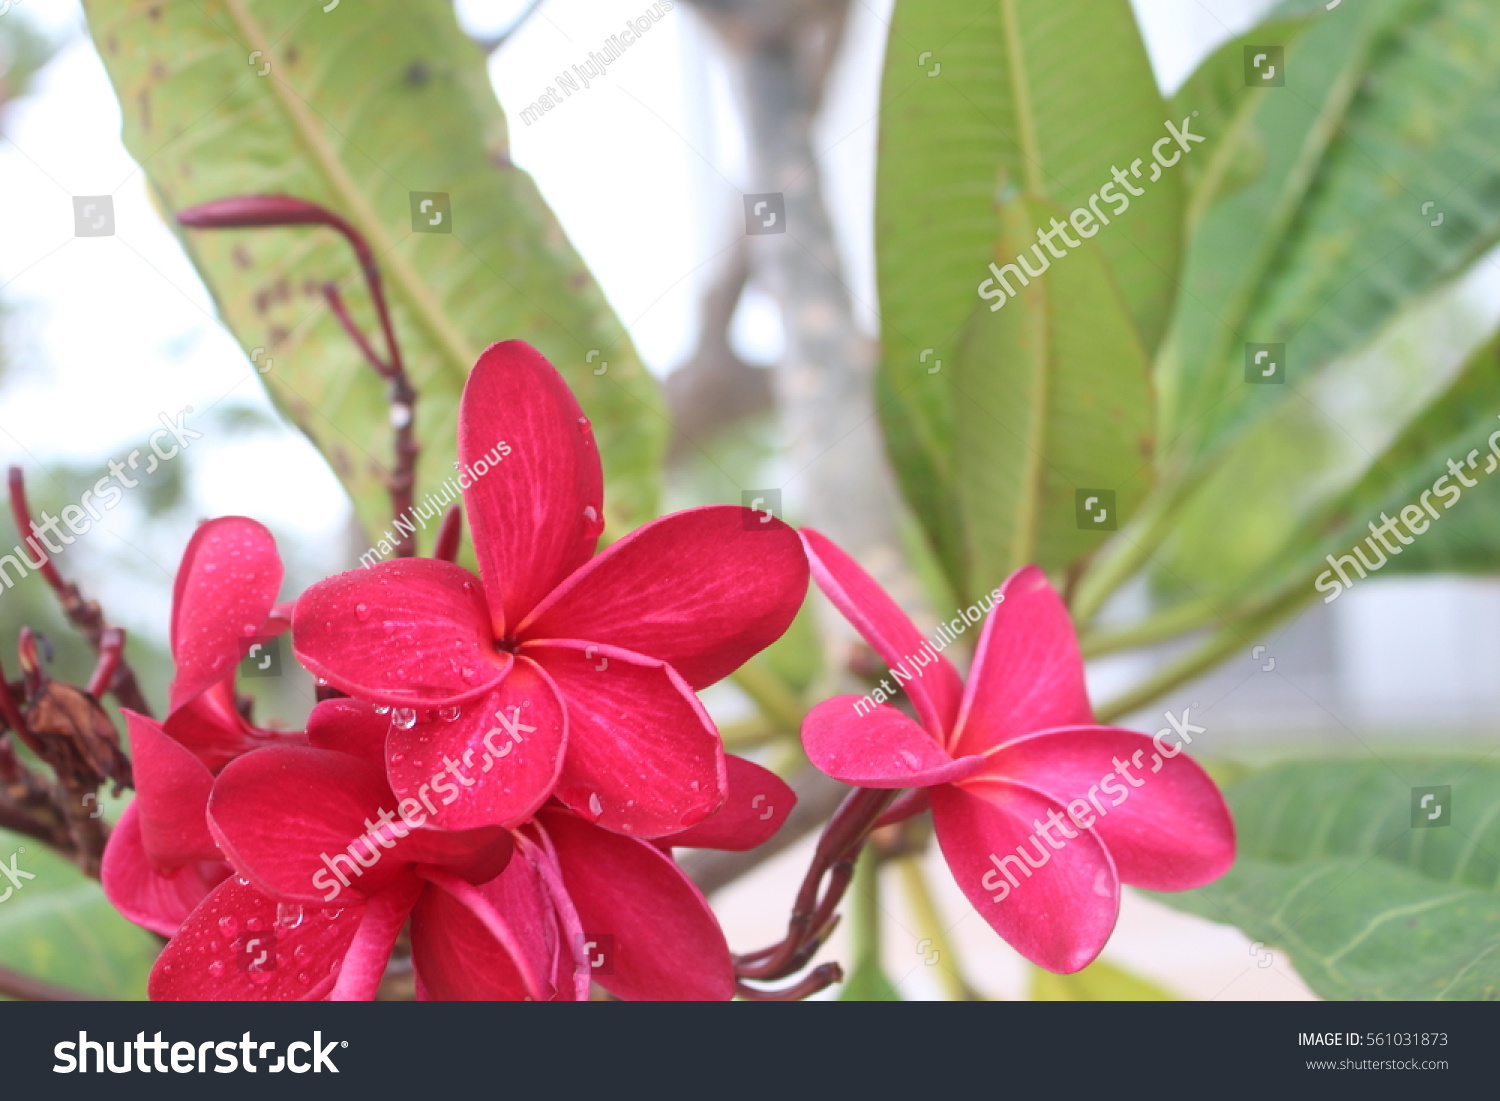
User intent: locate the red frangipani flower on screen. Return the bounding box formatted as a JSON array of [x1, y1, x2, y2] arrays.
[[102, 517, 301, 935], [149, 699, 793, 1000], [293, 341, 809, 838], [797, 530, 1235, 973]]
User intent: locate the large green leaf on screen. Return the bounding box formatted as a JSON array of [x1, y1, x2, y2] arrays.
[[949, 197, 1153, 599], [0, 829, 159, 999], [1148, 270, 1500, 609], [83, 0, 664, 548], [874, 0, 1173, 596], [1160, 0, 1500, 467], [1160, 759, 1500, 1000]]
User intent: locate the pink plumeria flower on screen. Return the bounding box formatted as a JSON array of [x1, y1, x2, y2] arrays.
[[798, 530, 1235, 973], [293, 341, 809, 838], [103, 517, 301, 935]]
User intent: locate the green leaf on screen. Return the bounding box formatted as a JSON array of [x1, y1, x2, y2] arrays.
[[83, 0, 664, 547], [874, 0, 1178, 595], [1029, 959, 1176, 1001], [1159, 759, 1500, 1000], [1161, 0, 1500, 466], [1148, 273, 1500, 609], [0, 830, 159, 1000], [949, 196, 1154, 598]]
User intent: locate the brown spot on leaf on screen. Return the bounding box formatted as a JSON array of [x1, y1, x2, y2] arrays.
[[233, 245, 253, 269], [407, 62, 431, 86]]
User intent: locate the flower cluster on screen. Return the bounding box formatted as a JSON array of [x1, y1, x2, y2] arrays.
[[103, 342, 806, 1000], [101, 339, 1233, 999]]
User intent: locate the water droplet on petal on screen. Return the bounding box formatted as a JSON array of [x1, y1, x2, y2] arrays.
[[217, 916, 239, 939], [208, 960, 226, 978], [277, 903, 305, 930], [297, 972, 311, 985], [583, 505, 597, 523], [246, 916, 262, 932], [242, 622, 259, 636], [392, 707, 418, 730], [355, 603, 370, 621], [438, 705, 462, 723], [236, 877, 250, 887], [203, 563, 217, 574], [293, 944, 310, 961], [249, 970, 274, 985], [898, 749, 922, 770], [374, 705, 391, 715], [587, 792, 604, 820], [460, 667, 479, 684], [1093, 869, 1113, 898]]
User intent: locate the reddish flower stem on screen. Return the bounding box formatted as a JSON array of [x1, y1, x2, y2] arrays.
[[178, 196, 422, 558], [735, 963, 843, 1001], [433, 505, 464, 563], [6, 468, 154, 717], [86, 628, 125, 699], [735, 786, 896, 983]]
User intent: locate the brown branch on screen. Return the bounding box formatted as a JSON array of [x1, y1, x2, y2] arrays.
[[8, 468, 154, 717], [664, 240, 775, 460]]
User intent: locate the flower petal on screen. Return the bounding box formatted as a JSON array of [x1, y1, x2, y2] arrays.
[[985, 725, 1235, 890], [125, 710, 219, 866], [306, 697, 388, 770], [801, 697, 987, 789], [208, 746, 407, 903], [100, 803, 228, 937], [951, 565, 1093, 758], [799, 528, 964, 736], [162, 678, 292, 775], [148, 877, 365, 1001], [526, 641, 724, 838], [930, 780, 1118, 973], [541, 808, 734, 1000], [412, 863, 556, 1001], [519, 506, 809, 689], [292, 558, 508, 706], [329, 876, 424, 1001], [663, 755, 795, 851], [169, 517, 283, 713], [459, 341, 604, 631], [385, 657, 566, 831]]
